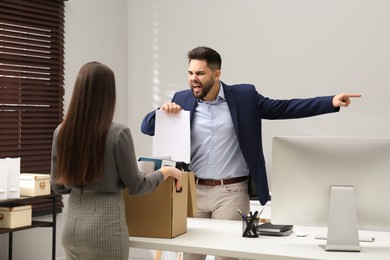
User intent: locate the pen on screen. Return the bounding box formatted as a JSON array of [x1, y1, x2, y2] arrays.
[[259, 207, 265, 216], [257, 207, 265, 222], [237, 209, 244, 219]]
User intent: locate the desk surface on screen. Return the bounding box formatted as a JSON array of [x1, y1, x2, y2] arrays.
[[129, 218, 390, 260]]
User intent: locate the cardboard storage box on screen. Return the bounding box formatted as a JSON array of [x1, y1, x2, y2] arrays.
[[20, 173, 51, 197], [0, 205, 32, 229], [124, 172, 197, 238]]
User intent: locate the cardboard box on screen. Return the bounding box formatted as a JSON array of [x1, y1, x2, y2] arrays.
[[186, 172, 197, 217], [20, 173, 51, 197], [124, 172, 196, 238], [0, 205, 32, 228]]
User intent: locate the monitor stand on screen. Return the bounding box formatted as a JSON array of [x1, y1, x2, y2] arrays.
[[325, 186, 360, 252]]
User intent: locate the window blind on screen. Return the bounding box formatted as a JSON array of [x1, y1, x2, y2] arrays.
[[0, 0, 65, 214]]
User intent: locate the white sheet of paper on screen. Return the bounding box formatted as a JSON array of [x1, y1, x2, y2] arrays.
[[154, 110, 190, 163]]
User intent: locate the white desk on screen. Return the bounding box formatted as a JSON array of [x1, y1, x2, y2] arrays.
[[129, 218, 390, 260]]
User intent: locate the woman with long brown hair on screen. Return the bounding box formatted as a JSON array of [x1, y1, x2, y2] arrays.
[[51, 61, 182, 260]]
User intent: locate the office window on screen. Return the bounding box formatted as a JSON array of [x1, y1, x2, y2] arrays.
[[0, 0, 65, 214]]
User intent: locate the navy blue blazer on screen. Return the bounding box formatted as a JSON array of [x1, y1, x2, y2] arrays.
[[141, 82, 339, 205]]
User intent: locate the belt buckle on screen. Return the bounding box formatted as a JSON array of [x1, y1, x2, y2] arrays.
[[211, 179, 217, 186]]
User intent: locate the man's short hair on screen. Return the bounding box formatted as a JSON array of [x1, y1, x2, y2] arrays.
[[187, 46, 222, 71]]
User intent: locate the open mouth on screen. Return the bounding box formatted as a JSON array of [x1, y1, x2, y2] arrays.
[[192, 82, 202, 94]]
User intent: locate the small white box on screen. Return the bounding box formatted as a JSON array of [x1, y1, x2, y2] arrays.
[[20, 173, 51, 197], [0, 205, 32, 228]]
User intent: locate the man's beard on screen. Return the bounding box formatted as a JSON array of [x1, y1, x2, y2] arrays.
[[191, 79, 214, 100]]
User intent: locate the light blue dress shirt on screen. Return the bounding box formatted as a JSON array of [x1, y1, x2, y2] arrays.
[[189, 83, 250, 179]]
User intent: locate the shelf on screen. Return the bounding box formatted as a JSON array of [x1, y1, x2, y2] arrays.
[[0, 193, 57, 260], [0, 194, 55, 205], [0, 221, 53, 234]]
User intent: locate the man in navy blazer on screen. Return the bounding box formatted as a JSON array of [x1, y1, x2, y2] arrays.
[[141, 46, 360, 259]]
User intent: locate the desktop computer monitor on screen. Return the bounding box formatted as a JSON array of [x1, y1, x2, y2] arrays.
[[270, 136, 390, 252]]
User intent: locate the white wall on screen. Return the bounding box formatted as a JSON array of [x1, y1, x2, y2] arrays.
[[64, 0, 129, 124], [129, 0, 390, 187]]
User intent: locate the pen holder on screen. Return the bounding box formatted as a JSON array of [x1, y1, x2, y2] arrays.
[[242, 217, 259, 238]]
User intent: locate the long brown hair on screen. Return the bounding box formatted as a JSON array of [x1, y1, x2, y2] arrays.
[[55, 61, 116, 185]]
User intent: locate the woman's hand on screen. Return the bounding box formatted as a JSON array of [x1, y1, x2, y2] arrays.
[[160, 166, 183, 192]]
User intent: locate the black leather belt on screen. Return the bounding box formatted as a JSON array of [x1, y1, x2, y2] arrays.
[[195, 176, 248, 186]]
